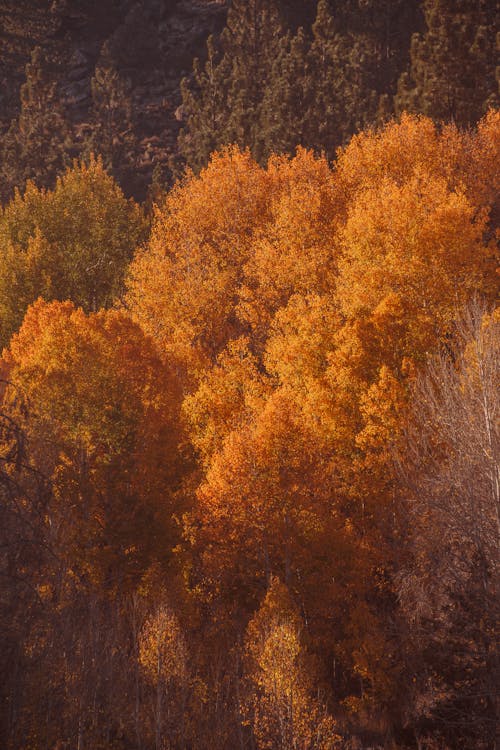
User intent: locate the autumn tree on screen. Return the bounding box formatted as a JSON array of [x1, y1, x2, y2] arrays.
[[237, 147, 339, 345], [139, 603, 192, 750], [0, 156, 146, 348], [1, 111, 498, 748], [0, 298, 185, 749], [318, 116, 498, 727], [336, 171, 496, 369], [2, 298, 185, 584], [127, 147, 273, 378], [242, 577, 340, 750]]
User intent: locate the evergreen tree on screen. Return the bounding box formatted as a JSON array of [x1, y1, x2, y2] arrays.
[[0, 46, 71, 202], [275, 0, 317, 30], [178, 35, 234, 173], [307, 0, 373, 157], [84, 42, 138, 193], [261, 0, 380, 161], [335, 0, 422, 94], [260, 28, 310, 160], [395, 0, 499, 125], [224, 0, 285, 161], [179, 0, 427, 171], [179, 0, 285, 168]]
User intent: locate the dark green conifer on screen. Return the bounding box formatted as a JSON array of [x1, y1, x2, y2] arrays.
[[395, 0, 499, 125], [260, 27, 309, 160], [0, 46, 71, 201], [85, 42, 138, 192], [178, 0, 284, 168], [178, 35, 234, 172], [315, 0, 385, 152], [336, 0, 422, 94], [275, 0, 317, 30]]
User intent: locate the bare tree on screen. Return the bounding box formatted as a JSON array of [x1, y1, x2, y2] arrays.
[[396, 300, 499, 748]]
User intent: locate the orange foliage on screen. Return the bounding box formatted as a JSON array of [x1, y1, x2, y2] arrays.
[[238, 149, 339, 344], [127, 147, 273, 378], [1, 299, 184, 588], [169, 114, 498, 726], [3, 113, 497, 747]]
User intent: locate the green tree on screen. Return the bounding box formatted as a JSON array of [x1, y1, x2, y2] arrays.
[[178, 35, 234, 174], [85, 42, 138, 192], [0, 46, 71, 202], [0, 156, 146, 347], [395, 0, 499, 125], [178, 0, 285, 169], [307, 0, 380, 156], [259, 28, 311, 160], [260, 0, 381, 161]]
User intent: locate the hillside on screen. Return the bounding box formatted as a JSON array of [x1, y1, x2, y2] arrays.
[[0, 0, 228, 198]]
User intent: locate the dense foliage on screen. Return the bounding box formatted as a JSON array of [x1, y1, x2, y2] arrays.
[[1, 0, 498, 199], [0, 2, 499, 748], [179, 0, 498, 168], [0, 111, 498, 749]]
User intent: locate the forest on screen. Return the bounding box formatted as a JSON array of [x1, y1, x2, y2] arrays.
[[0, 1, 499, 749]]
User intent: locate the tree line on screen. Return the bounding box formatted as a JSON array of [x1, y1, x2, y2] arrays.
[[0, 0, 498, 201]]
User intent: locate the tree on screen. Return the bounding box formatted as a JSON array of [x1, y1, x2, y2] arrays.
[[396, 302, 499, 748], [0, 156, 146, 347], [259, 28, 313, 161], [0, 298, 186, 748], [395, 0, 499, 125], [333, 110, 500, 244], [126, 147, 272, 378], [178, 0, 285, 168], [1, 298, 184, 590], [139, 603, 192, 750], [0, 395, 53, 749], [237, 147, 339, 345], [180, 0, 421, 170], [242, 577, 340, 749], [336, 172, 496, 367], [0, 46, 71, 202], [305, 0, 379, 157], [85, 41, 139, 195], [178, 35, 234, 174]]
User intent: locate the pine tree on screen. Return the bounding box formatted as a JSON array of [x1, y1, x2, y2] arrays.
[[85, 42, 138, 193], [275, 0, 317, 30], [179, 0, 425, 171], [178, 35, 234, 173], [225, 0, 285, 162], [395, 0, 499, 125], [178, 0, 285, 169], [310, 0, 382, 156], [259, 28, 307, 160], [335, 0, 422, 95], [261, 0, 381, 162], [0, 46, 71, 201]]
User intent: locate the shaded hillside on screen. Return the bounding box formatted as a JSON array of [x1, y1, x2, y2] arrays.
[[0, 0, 228, 200], [0, 0, 497, 202]]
